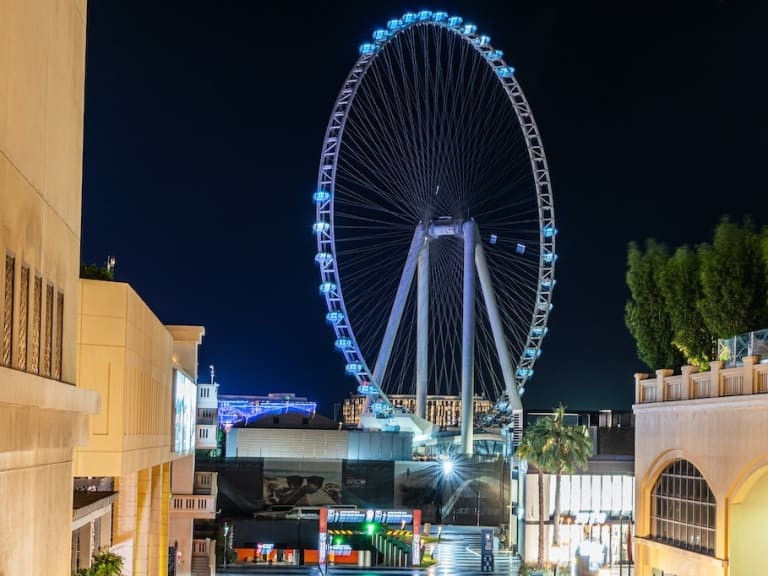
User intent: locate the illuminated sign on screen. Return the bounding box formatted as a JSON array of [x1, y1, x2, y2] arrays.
[[326, 508, 414, 525], [330, 544, 352, 556]]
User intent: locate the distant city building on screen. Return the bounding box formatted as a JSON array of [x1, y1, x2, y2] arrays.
[[218, 393, 317, 428], [341, 394, 493, 429]]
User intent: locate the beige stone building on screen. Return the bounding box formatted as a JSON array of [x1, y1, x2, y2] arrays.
[[0, 0, 101, 574], [634, 357, 768, 576], [74, 280, 206, 575]]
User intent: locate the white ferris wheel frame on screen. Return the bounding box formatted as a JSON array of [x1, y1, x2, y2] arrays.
[[313, 11, 556, 448]]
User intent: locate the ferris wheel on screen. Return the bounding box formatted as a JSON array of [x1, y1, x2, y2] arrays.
[[313, 10, 556, 446]]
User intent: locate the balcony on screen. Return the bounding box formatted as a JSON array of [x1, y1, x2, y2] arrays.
[[194, 471, 218, 496], [636, 356, 768, 404], [170, 494, 216, 519]]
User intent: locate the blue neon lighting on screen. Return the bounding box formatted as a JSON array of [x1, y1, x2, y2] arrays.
[[335, 338, 352, 350], [475, 35, 491, 46], [387, 18, 404, 31], [532, 326, 549, 337], [372, 29, 389, 42], [543, 225, 558, 238], [462, 24, 477, 35], [313, 221, 330, 233], [315, 252, 333, 264], [486, 49, 504, 60], [345, 362, 364, 374], [359, 43, 377, 56], [516, 243, 526, 254], [402, 12, 418, 24], [497, 66, 515, 78], [313, 190, 330, 203], [319, 281, 336, 294], [447, 16, 463, 27], [543, 251, 557, 263], [432, 11, 448, 21], [417, 10, 433, 21], [326, 311, 344, 324], [524, 347, 542, 358], [516, 367, 534, 378]]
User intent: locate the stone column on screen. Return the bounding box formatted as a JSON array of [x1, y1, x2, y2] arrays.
[[634, 373, 649, 403], [743, 355, 757, 394], [709, 361, 723, 397], [656, 369, 673, 401], [680, 365, 699, 400]]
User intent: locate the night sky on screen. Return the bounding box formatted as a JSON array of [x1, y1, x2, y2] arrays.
[[81, 1, 768, 417]]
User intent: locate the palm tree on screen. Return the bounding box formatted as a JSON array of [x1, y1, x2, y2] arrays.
[[514, 404, 594, 567], [545, 405, 593, 546]]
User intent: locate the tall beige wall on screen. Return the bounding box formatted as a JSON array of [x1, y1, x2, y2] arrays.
[[634, 395, 768, 576], [75, 280, 176, 476], [0, 0, 99, 574]]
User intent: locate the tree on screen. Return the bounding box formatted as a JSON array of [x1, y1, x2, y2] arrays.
[[698, 217, 768, 338], [75, 550, 124, 576], [659, 245, 716, 369], [514, 405, 594, 567], [625, 239, 685, 371], [80, 263, 114, 280]]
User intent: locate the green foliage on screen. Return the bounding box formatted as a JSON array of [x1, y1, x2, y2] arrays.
[[625, 239, 685, 371], [626, 216, 768, 372], [80, 263, 114, 280], [515, 405, 593, 565], [660, 245, 715, 369], [698, 217, 768, 338], [75, 551, 124, 576]]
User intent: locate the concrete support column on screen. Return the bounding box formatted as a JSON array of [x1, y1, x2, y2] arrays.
[[135, 468, 152, 576], [77, 524, 93, 570]]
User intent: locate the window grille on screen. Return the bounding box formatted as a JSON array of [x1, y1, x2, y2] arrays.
[[53, 291, 63, 379], [2, 255, 14, 366], [30, 276, 42, 374], [41, 283, 53, 377], [17, 265, 28, 370], [650, 459, 715, 556]]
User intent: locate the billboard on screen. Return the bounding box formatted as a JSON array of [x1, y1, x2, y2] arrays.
[[172, 369, 196, 454]]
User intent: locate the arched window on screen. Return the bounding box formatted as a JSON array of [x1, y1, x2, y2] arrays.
[[650, 459, 715, 555]]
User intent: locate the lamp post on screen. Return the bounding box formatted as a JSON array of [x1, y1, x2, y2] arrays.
[[475, 484, 481, 527]]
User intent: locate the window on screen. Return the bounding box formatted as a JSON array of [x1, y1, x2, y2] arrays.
[[17, 265, 28, 370], [41, 283, 53, 377], [2, 255, 14, 366], [650, 459, 715, 556], [53, 291, 63, 379], [30, 275, 41, 373]]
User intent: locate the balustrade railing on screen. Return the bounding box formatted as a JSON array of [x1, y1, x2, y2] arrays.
[[636, 356, 768, 404]]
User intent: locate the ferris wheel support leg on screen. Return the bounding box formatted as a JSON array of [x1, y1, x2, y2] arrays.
[[416, 244, 430, 420], [461, 220, 476, 455], [474, 234, 523, 411], [372, 224, 426, 393]]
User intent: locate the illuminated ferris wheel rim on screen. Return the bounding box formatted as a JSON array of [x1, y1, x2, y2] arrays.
[[312, 10, 556, 409]]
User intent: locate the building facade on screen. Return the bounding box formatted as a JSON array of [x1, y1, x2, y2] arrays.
[[342, 393, 493, 429], [74, 279, 205, 575], [633, 356, 768, 576], [0, 0, 101, 574]]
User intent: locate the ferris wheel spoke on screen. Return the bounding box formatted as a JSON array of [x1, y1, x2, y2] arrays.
[[315, 11, 556, 440]]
